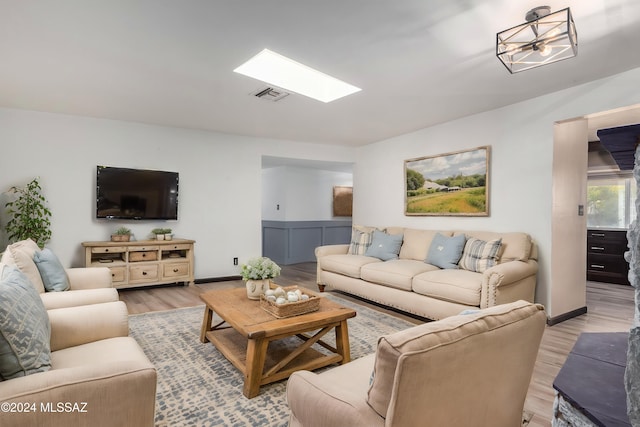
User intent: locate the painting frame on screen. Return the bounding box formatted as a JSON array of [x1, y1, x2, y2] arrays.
[[333, 186, 353, 217], [404, 146, 490, 216]]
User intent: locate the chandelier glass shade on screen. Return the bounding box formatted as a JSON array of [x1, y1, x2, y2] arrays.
[[497, 7, 577, 73]]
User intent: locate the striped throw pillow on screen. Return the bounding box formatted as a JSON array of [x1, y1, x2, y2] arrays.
[[459, 237, 502, 273], [348, 229, 373, 255]]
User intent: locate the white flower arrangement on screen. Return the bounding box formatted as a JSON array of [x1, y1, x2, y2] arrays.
[[240, 257, 281, 281]]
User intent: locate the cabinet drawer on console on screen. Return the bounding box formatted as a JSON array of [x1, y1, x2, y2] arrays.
[[164, 243, 191, 251], [91, 246, 126, 254], [109, 266, 126, 283], [129, 265, 159, 282], [129, 245, 159, 252], [129, 251, 158, 262], [163, 262, 190, 278]]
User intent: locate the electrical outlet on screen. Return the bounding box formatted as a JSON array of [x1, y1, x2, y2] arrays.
[[233, 257, 238, 266]]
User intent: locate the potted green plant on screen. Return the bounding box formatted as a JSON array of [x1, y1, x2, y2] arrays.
[[163, 228, 173, 241], [151, 228, 166, 240], [4, 177, 52, 248], [111, 226, 132, 242], [240, 257, 281, 300]]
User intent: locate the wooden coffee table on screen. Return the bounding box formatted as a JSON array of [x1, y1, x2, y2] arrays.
[[199, 287, 357, 398]]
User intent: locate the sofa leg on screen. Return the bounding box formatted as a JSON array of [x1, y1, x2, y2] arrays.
[[317, 284, 325, 292]]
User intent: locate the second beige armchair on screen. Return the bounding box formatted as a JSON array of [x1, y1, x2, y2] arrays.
[[287, 300, 546, 427]]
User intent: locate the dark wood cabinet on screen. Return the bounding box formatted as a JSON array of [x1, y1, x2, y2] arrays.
[[586, 229, 630, 285]]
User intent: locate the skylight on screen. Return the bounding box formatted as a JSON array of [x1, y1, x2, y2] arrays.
[[234, 49, 361, 103]]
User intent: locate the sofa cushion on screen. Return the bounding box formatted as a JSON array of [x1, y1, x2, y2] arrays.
[[367, 300, 544, 418], [455, 231, 531, 262], [399, 229, 452, 261], [0, 239, 46, 293], [459, 237, 502, 273], [0, 264, 51, 380], [425, 233, 466, 269], [33, 248, 71, 292], [365, 230, 404, 261], [319, 254, 381, 279], [412, 269, 482, 306], [361, 260, 439, 291]]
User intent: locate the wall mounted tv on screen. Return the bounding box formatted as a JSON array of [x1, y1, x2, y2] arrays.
[[96, 166, 179, 220]]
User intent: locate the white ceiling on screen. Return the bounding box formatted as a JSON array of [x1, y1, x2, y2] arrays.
[[1, 0, 640, 147]]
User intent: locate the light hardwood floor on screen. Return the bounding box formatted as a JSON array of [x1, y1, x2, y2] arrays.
[[118, 263, 635, 427]]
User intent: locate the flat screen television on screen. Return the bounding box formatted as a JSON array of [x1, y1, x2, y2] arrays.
[[96, 166, 179, 220]]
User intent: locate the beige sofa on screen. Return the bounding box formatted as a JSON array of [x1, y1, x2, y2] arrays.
[[287, 300, 547, 427], [316, 227, 538, 320], [0, 299, 157, 427], [1, 239, 118, 310]]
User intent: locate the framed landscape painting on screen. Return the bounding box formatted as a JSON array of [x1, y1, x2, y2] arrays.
[[404, 146, 490, 216]]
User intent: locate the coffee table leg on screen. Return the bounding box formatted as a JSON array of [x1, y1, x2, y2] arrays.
[[244, 337, 269, 398], [200, 306, 213, 343], [335, 320, 351, 364]]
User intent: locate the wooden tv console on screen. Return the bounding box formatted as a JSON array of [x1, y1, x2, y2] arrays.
[[82, 239, 195, 289]]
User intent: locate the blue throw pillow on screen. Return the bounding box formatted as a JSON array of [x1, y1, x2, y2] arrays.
[[365, 230, 404, 261], [426, 233, 467, 269], [33, 248, 70, 292], [0, 264, 51, 380]]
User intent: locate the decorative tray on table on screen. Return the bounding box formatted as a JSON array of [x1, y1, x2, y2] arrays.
[[259, 285, 320, 318]]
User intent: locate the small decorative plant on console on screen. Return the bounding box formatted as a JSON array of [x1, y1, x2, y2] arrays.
[[111, 226, 132, 242], [163, 228, 173, 241], [240, 257, 281, 300], [151, 228, 172, 240]]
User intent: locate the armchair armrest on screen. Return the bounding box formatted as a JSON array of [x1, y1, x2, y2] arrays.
[[315, 244, 350, 258], [66, 267, 113, 290], [287, 370, 384, 427], [481, 260, 538, 308], [48, 301, 129, 351], [315, 245, 350, 290], [0, 346, 156, 427]]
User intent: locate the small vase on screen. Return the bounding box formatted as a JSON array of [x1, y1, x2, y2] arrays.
[[246, 279, 270, 300]]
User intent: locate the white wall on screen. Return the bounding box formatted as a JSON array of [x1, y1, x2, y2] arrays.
[[0, 108, 355, 279], [261, 167, 287, 221], [3, 66, 640, 317], [354, 66, 640, 318], [262, 166, 353, 221]]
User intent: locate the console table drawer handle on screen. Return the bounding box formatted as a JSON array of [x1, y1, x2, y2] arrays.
[[173, 268, 179, 273], [590, 264, 605, 269], [142, 271, 147, 276], [590, 246, 605, 251], [590, 233, 605, 237]]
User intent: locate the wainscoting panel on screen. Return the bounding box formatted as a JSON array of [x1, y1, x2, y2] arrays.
[[262, 220, 352, 265]]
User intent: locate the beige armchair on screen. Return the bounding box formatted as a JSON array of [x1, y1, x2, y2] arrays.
[[287, 300, 546, 427], [1, 239, 118, 309], [0, 300, 157, 427]]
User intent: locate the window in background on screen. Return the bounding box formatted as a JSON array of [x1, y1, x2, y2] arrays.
[[587, 175, 637, 228]]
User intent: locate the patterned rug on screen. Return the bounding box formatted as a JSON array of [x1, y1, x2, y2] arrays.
[[129, 294, 416, 427]]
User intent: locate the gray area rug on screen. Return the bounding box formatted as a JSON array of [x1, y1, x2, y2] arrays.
[[129, 294, 416, 427]]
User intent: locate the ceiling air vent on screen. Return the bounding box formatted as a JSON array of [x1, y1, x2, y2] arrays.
[[252, 86, 290, 102]]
